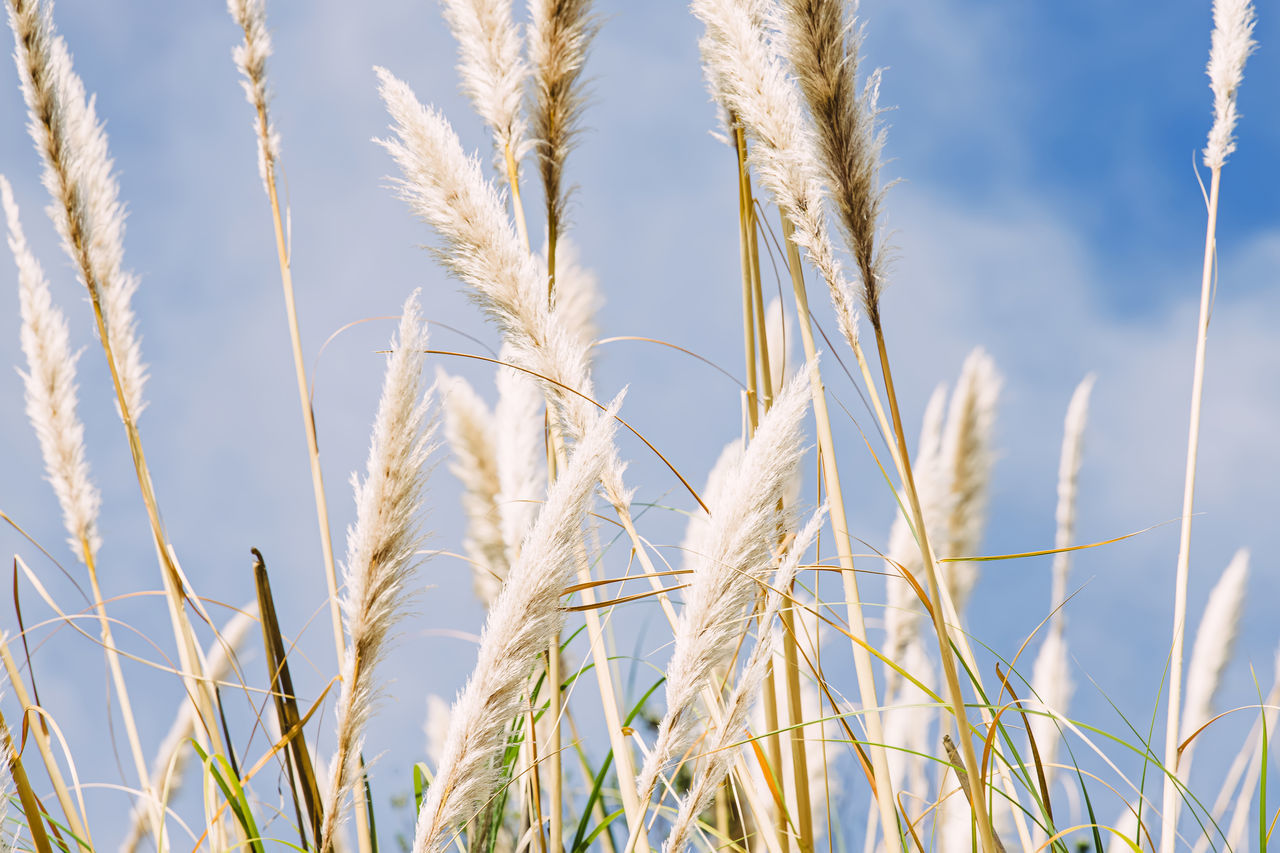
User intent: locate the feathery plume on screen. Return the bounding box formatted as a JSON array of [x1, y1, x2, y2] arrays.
[[6, 0, 147, 417], [694, 0, 862, 353], [377, 70, 587, 413], [377, 69, 632, 512], [1203, 0, 1256, 170], [527, 0, 596, 241], [938, 348, 1001, 611], [776, 0, 888, 327], [226, 0, 280, 192], [322, 293, 436, 853], [441, 0, 528, 165], [438, 370, 508, 604], [663, 509, 825, 853], [1179, 550, 1249, 756], [411, 400, 619, 853], [635, 368, 811, 810], [119, 606, 258, 853], [1050, 375, 1095, 615], [3, 175, 99, 565]]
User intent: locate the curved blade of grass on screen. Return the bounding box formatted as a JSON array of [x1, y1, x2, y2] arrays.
[[1261, 690, 1268, 852], [940, 519, 1174, 563], [192, 741, 265, 853], [2, 705, 55, 853]]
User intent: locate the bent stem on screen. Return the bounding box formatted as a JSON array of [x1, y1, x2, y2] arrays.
[[779, 217, 902, 851], [1160, 165, 1222, 853], [871, 321, 997, 853], [0, 637, 92, 850]]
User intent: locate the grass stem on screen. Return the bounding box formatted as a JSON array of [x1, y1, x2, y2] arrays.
[[1160, 164, 1222, 853], [779, 216, 902, 851]]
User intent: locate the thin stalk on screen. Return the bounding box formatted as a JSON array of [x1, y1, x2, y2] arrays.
[[251, 87, 375, 853], [778, 217, 901, 850], [260, 137, 343, 674], [505, 144, 530, 251], [548, 643, 563, 853], [736, 125, 761, 430], [0, 639, 91, 850], [546, 429, 647, 852], [545, 178, 563, 853], [870, 323, 995, 853], [526, 700, 547, 853], [753, 209, 810, 853], [86, 285, 224, 765], [780, 595, 813, 853], [1160, 166, 1222, 853], [735, 124, 787, 849]]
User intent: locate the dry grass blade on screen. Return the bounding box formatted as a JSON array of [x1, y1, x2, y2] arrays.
[[253, 549, 325, 848]]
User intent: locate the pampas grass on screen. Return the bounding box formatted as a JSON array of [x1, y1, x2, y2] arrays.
[[938, 347, 1000, 611], [694, 0, 861, 354], [227, 0, 279, 193], [1180, 550, 1249, 769], [663, 509, 826, 853], [1163, 4, 1256, 847], [410, 399, 619, 853], [634, 367, 810, 811], [441, 0, 528, 168], [528, 0, 595, 278], [6, 0, 146, 418], [322, 292, 437, 853], [776, 0, 887, 329], [2, 174, 97, 565], [439, 370, 509, 605], [0, 4, 1272, 853], [1203, 0, 1256, 170]]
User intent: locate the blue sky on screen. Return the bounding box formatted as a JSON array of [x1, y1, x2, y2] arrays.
[[1, 0, 1277, 848]]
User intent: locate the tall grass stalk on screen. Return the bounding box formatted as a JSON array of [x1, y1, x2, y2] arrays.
[[0, 634, 91, 849], [224, 1, 352, 769], [2, 174, 160, 852], [1162, 3, 1256, 849], [6, 0, 225, 783], [691, 3, 903, 842], [410, 398, 618, 853]]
